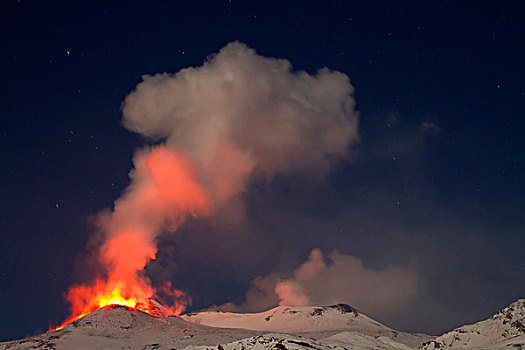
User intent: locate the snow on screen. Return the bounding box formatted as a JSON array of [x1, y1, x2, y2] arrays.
[[181, 304, 430, 348], [1, 299, 523, 350], [181, 304, 387, 333], [322, 331, 414, 350], [0, 305, 262, 350], [422, 299, 525, 349]]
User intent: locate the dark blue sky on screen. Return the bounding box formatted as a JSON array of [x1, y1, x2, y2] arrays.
[[1, 0, 524, 341]]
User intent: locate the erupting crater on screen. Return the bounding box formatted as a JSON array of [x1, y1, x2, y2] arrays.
[[48, 283, 182, 333]]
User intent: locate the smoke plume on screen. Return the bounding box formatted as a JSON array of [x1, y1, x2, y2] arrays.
[[218, 249, 418, 317], [59, 41, 359, 325], [122, 41, 359, 219]]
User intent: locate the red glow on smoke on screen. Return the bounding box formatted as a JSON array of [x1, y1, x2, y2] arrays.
[[49, 146, 206, 332]]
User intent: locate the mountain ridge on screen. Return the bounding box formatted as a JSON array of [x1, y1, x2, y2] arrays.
[[1, 299, 523, 350], [181, 303, 430, 348], [422, 298, 525, 349]]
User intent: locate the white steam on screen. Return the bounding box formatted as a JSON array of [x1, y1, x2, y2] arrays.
[[65, 42, 361, 320], [218, 249, 418, 317], [121, 41, 359, 218]]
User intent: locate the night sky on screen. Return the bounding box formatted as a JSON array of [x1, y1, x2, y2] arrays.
[[1, 0, 524, 342]]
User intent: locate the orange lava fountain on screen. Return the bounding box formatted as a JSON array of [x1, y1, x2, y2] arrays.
[[49, 146, 205, 332]]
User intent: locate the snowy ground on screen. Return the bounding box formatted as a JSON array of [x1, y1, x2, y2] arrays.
[[421, 299, 525, 349], [181, 304, 430, 348], [1, 300, 523, 350]]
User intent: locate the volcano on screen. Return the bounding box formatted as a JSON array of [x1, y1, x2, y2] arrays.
[[3, 305, 262, 350], [181, 304, 430, 347], [422, 299, 525, 349], [47, 296, 182, 333], [1, 300, 524, 350]]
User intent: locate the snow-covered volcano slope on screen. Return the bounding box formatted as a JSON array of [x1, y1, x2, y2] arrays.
[[182, 304, 379, 333], [422, 299, 525, 349], [0, 305, 262, 350], [4, 300, 523, 350], [0, 304, 429, 350], [184, 332, 416, 350], [181, 304, 431, 348]]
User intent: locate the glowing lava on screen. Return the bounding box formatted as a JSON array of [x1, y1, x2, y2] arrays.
[[94, 283, 138, 309], [48, 280, 187, 332], [49, 146, 202, 333], [49, 285, 135, 332], [48, 282, 140, 332]]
